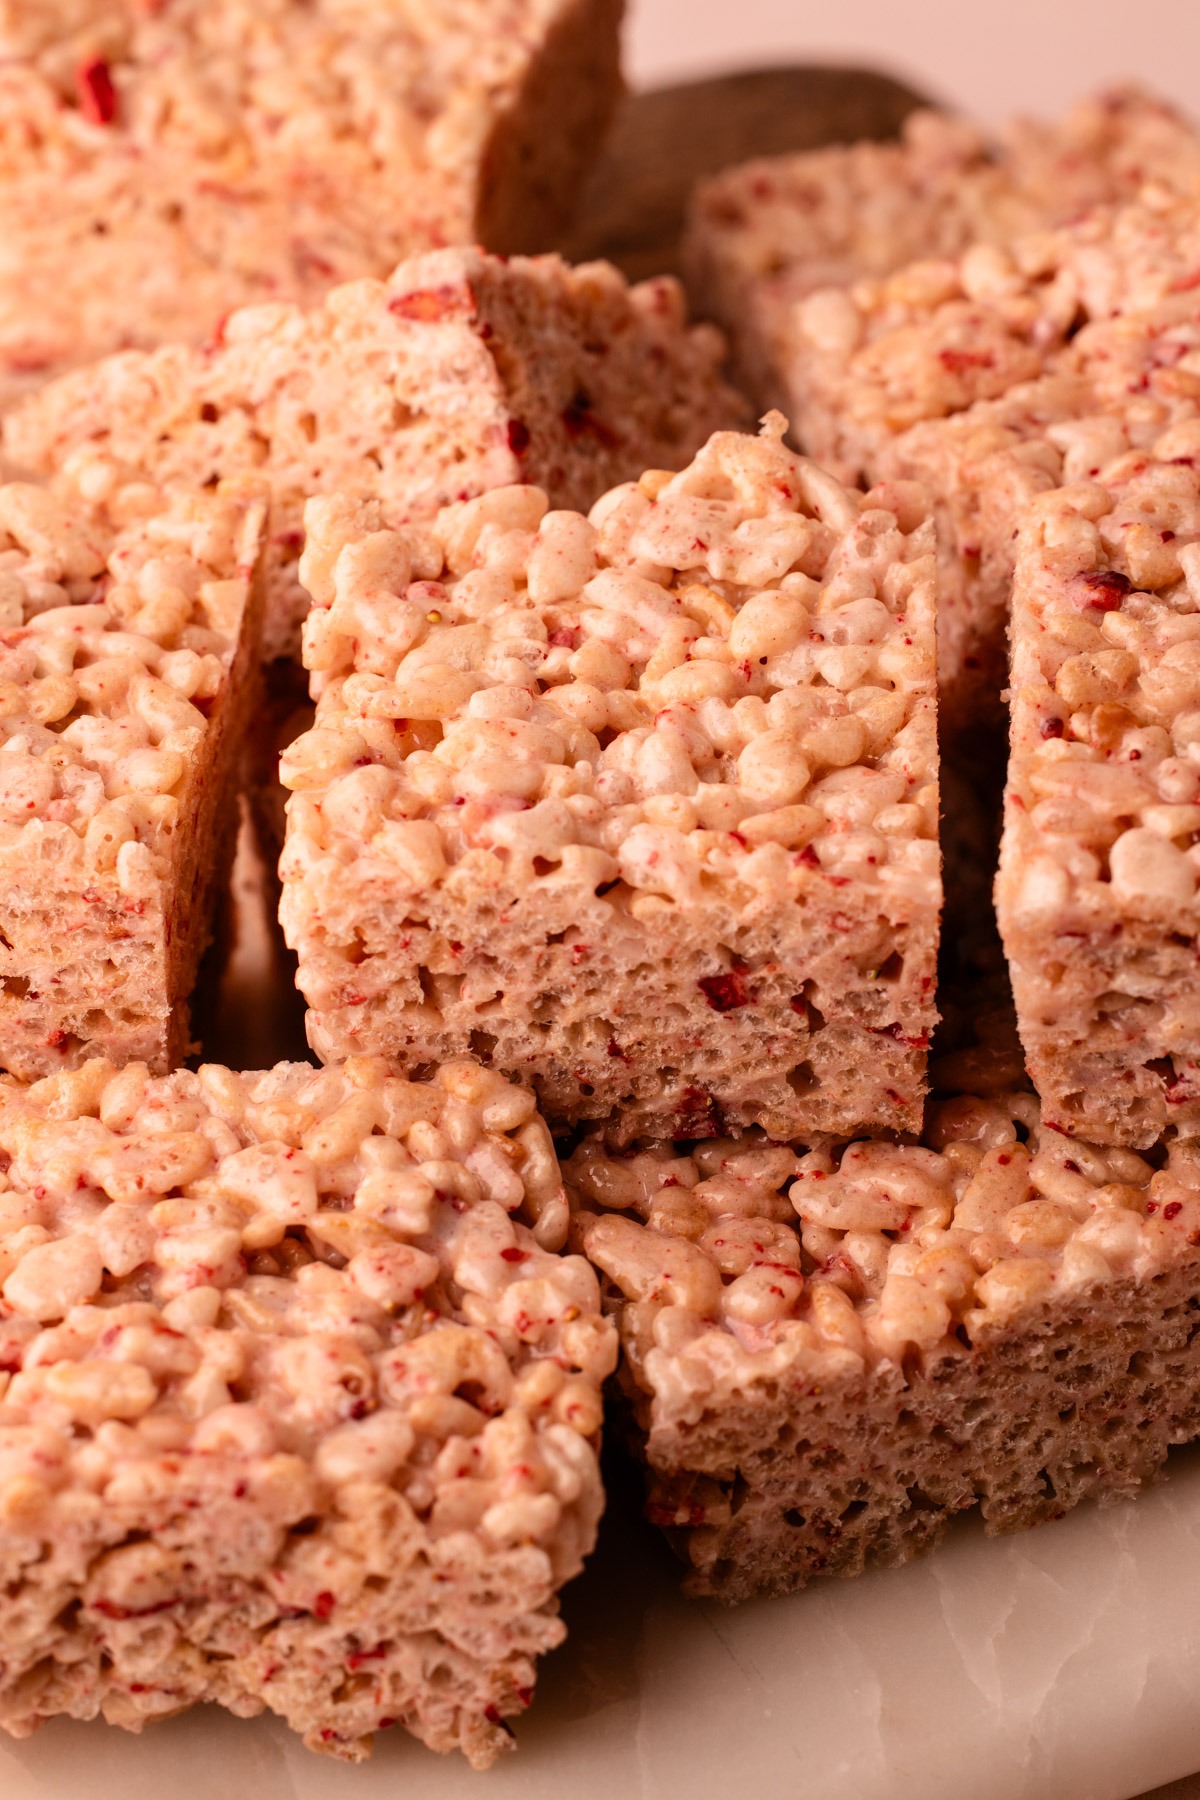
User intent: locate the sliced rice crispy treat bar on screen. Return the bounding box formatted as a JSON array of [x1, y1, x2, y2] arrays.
[[998, 447, 1200, 1147], [279, 419, 942, 1142], [888, 291, 1200, 737], [781, 193, 1200, 491], [4, 248, 745, 664], [0, 1054, 614, 1765], [0, 0, 624, 405], [715, 192, 1200, 738], [685, 86, 1200, 446], [569, 1069, 1200, 1603], [0, 467, 265, 1079]]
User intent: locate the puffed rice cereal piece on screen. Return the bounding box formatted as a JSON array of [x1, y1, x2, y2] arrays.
[[999, 449, 1200, 1146], [279, 416, 942, 1142], [5, 248, 745, 665], [567, 1082, 1200, 1601], [0, 1054, 614, 1767], [0, 466, 265, 1078], [0, 0, 624, 405]]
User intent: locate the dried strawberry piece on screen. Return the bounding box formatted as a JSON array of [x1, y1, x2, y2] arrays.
[[77, 57, 117, 126], [1069, 569, 1132, 611], [937, 346, 995, 375], [699, 966, 750, 1011], [387, 284, 468, 322]]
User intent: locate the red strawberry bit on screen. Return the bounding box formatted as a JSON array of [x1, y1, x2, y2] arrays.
[[676, 1087, 724, 1138], [499, 1247, 529, 1264], [92, 1597, 176, 1621], [1040, 716, 1065, 740], [77, 58, 117, 126], [1069, 569, 1132, 611], [699, 965, 750, 1012], [388, 284, 468, 322], [506, 418, 531, 455], [313, 1590, 336, 1620], [938, 346, 995, 374], [878, 1023, 929, 1049], [1165, 1201, 1184, 1220]]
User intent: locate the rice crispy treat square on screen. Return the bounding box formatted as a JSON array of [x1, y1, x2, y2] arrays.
[[685, 87, 1200, 455], [568, 1067, 1200, 1603], [4, 248, 746, 665], [781, 194, 1200, 494], [0, 466, 265, 1079], [887, 292, 1200, 738], [702, 192, 1200, 741], [0, 1054, 614, 1766], [0, 0, 624, 405], [279, 419, 942, 1143], [998, 448, 1200, 1147]]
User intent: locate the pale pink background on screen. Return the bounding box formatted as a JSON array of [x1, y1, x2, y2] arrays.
[[629, 0, 1200, 124]]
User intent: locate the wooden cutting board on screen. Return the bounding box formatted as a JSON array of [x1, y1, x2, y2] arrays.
[[559, 63, 930, 282]]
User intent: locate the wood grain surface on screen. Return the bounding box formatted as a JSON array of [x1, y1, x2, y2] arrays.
[[559, 62, 930, 281]]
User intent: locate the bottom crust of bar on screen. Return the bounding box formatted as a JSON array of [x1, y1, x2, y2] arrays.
[[636, 1258, 1200, 1603], [0, 1477, 567, 1767], [1004, 915, 1200, 1149]]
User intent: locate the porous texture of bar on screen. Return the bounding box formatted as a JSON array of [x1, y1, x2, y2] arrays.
[[888, 294, 1200, 737], [0, 469, 265, 1079], [0, 0, 624, 405], [0, 1054, 614, 1765], [5, 249, 744, 664], [279, 421, 941, 1141], [998, 448, 1200, 1147], [685, 87, 1200, 452], [569, 1080, 1200, 1603]]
